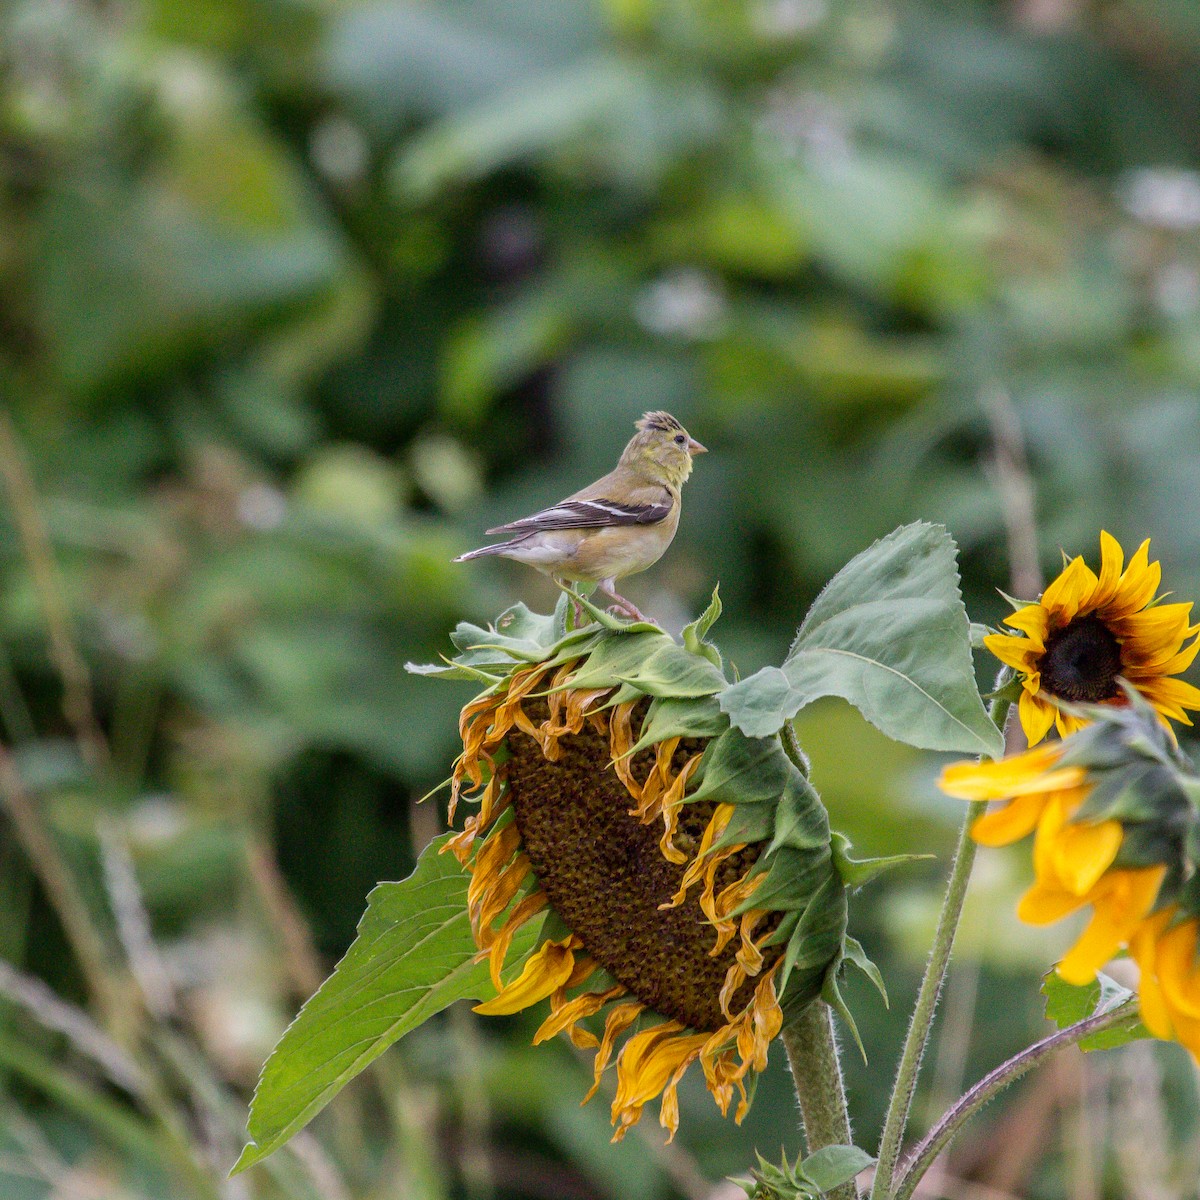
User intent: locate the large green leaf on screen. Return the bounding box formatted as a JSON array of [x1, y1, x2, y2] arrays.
[[720, 523, 1002, 757], [233, 834, 544, 1173]]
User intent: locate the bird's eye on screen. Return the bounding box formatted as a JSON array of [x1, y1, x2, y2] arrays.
[[674, 434, 686, 445]]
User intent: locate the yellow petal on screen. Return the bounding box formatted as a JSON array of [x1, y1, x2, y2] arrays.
[[1090, 531, 1125, 609], [1125, 634, 1200, 678], [1108, 604, 1194, 656], [474, 936, 578, 1015], [1157, 919, 1200, 1020], [1170, 1011, 1200, 1064], [1050, 819, 1123, 896], [1106, 539, 1160, 617], [970, 791, 1051, 846], [1054, 708, 1088, 739], [1002, 604, 1049, 647], [984, 632, 1043, 673], [1056, 868, 1167, 985], [937, 744, 1071, 801], [1018, 880, 1085, 925], [1020, 688, 1058, 746], [1040, 556, 1098, 625], [1130, 913, 1174, 1040], [1139, 676, 1200, 713]]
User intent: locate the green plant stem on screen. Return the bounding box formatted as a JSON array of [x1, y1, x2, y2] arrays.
[[893, 1000, 1140, 1200], [778, 722, 856, 1195], [782, 1004, 857, 1200], [870, 692, 1012, 1200]]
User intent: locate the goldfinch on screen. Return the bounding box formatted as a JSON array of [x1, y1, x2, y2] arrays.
[[454, 411, 706, 620]]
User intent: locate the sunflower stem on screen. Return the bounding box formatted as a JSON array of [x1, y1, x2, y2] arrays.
[[869, 691, 1012, 1200], [782, 721, 811, 778], [782, 1003, 857, 1200], [891, 999, 1140, 1200]]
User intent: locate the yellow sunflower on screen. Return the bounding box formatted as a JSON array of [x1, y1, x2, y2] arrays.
[[984, 532, 1200, 745], [423, 601, 852, 1142], [940, 743, 1165, 985]]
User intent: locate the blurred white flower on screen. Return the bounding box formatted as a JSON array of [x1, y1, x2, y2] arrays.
[[1120, 168, 1200, 231], [237, 482, 287, 531], [310, 114, 370, 187], [635, 269, 726, 338]]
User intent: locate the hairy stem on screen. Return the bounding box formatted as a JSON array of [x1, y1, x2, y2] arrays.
[[783, 1003, 858, 1200], [870, 692, 1012, 1200], [893, 1000, 1140, 1200], [778, 723, 856, 1195]]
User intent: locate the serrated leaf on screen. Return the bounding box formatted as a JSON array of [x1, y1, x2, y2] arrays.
[[719, 667, 802, 739], [233, 835, 544, 1173], [1041, 968, 1146, 1050], [799, 1144, 875, 1194], [1041, 970, 1103, 1029], [776, 524, 1003, 757]]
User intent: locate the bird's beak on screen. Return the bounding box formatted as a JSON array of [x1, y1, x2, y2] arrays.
[[687, 437, 708, 455]]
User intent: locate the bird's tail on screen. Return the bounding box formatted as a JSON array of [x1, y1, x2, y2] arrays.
[[453, 540, 519, 563]]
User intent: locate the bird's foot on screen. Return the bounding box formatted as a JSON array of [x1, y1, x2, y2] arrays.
[[604, 597, 647, 622]]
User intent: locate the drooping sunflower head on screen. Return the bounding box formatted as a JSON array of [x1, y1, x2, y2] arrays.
[[419, 596, 851, 1141], [940, 696, 1200, 1056], [985, 532, 1200, 745]]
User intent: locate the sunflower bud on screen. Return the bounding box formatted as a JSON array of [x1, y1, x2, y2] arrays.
[[419, 596, 850, 1140]]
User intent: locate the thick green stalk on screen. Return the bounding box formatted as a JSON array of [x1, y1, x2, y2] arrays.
[[870, 694, 1012, 1200], [783, 1004, 858, 1200], [778, 722, 856, 1196]]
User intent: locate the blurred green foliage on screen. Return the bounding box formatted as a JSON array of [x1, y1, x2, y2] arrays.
[[6, 0, 1200, 1197]]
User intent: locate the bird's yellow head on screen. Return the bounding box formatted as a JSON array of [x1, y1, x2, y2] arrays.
[[619, 411, 707, 488]]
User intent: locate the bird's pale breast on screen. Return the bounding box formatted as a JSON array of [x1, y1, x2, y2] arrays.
[[562, 515, 679, 583]]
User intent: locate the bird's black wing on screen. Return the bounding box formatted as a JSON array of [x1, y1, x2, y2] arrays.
[[486, 497, 671, 536]]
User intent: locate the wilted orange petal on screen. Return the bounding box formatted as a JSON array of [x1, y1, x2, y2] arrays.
[[610, 1023, 708, 1142], [583, 1000, 645, 1104], [474, 936, 578, 1016], [486, 891, 547, 990], [534, 983, 625, 1047]]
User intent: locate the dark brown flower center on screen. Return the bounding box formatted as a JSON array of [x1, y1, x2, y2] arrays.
[[507, 700, 776, 1032], [1040, 615, 1123, 702]]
